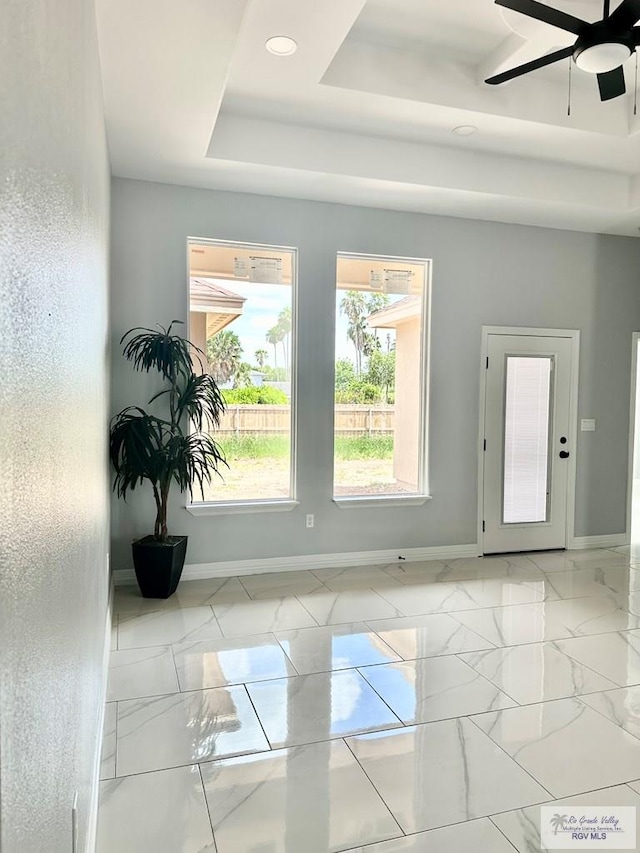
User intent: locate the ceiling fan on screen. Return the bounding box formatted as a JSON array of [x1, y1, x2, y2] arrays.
[[485, 0, 640, 100]]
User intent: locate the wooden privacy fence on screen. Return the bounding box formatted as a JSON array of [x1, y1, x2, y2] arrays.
[[216, 405, 394, 436]]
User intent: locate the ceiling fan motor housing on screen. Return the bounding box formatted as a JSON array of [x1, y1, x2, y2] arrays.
[[573, 22, 635, 73]]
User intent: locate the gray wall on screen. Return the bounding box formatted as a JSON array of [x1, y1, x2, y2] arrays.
[[1, 1, 110, 851], [110, 177, 640, 569]]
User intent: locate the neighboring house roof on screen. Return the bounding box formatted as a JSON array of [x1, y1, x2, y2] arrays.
[[367, 296, 421, 328], [189, 277, 246, 336]]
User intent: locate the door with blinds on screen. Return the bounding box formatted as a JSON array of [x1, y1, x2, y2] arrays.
[[482, 332, 575, 553]]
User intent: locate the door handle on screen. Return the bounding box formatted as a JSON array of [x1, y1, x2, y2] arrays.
[[559, 450, 570, 459]]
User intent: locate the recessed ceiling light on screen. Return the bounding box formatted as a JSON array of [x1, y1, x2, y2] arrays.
[[452, 125, 478, 136], [265, 36, 298, 56]]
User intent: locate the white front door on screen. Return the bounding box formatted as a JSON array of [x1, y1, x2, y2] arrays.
[[482, 332, 575, 554]]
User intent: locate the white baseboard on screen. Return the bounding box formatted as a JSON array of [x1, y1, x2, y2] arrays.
[[86, 578, 113, 853], [569, 533, 629, 550], [113, 543, 480, 586]]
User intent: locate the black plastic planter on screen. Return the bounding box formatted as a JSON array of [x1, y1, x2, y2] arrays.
[[132, 535, 188, 599]]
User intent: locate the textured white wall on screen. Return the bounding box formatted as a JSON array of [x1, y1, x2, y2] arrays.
[[110, 178, 640, 568], [0, 1, 110, 851]]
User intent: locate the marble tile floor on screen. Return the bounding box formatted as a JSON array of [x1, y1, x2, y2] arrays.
[[98, 548, 640, 852]]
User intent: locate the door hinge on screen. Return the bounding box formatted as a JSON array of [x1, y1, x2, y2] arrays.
[[485, 356, 489, 369], [482, 520, 485, 532], [483, 438, 486, 451]]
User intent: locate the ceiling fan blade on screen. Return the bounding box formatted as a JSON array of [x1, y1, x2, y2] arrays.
[[485, 45, 574, 84], [608, 0, 640, 28], [597, 66, 626, 99], [494, 0, 587, 35], [634, 25, 640, 42]]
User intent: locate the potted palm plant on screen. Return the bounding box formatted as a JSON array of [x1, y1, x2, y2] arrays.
[[109, 321, 226, 598]]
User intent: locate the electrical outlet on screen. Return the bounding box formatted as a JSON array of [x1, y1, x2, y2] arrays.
[[306, 514, 314, 528]]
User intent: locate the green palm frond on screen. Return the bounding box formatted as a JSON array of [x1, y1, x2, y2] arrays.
[[174, 372, 226, 432], [163, 432, 227, 500], [121, 321, 197, 379], [109, 408, 168, 497]]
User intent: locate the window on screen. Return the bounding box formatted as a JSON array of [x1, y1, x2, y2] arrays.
[[188, 239, 296, 503], [503, 355, 553, 524], [334, 253, 430, 499]]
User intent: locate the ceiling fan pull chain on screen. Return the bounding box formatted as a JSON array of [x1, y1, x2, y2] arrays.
[[635, 51, 638, 116], [567, 56, 572, 116]]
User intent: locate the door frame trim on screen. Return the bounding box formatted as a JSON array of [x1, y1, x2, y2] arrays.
[[477, 326, 580, 554], [625, 332, 640, 545]]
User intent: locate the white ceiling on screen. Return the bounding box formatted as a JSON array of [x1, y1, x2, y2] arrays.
[[96, 0, 640, 235]]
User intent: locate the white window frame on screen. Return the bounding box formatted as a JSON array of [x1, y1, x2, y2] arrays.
[[185, 236, 299, 515], [332, 251, 432, 508]]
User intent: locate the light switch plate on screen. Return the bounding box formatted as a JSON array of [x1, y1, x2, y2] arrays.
[[581, 418, 596, 431]]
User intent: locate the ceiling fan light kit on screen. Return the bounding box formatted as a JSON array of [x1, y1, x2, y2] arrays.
[[485, 0, 640, 101], [574, 42, 631, 73]]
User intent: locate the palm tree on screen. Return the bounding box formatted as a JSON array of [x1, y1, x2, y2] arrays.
[[266, 326, 281, 372], [233, 362, 253, 389], [550, 814, 568, 836], [207, 330, 243, 384], [340, 290, 367, 375], [276, 307, 292, 375], [254, 348, 268, 369], [367, 293, 389, 346]]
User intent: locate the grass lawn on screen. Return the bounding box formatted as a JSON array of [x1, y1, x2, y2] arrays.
[[202, 433, 401, 501], [217, 434, 393, 460]]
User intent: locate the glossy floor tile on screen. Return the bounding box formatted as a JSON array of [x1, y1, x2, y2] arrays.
[[453, 596, 640, 647], [491, 783, 640, 853], [276, 623, 402, 674], [107, 646, 179, 701], [459, 642, 617, 704], [297, 589, 404, 625], [97, 765, 215, 853], [365, 613, 495, 659], [212, 596, 317, 637], [472, 697, 640, 797], [239, 570, 327, 599], [540, 568, 640, 616], [169, 577, 251, 607], [554, 630, 640, 686], [172, 634, 296, 691], [526, 548, 632, 573], [116, 685, 270, 776], [374, 577, 550, 617], [101, 550, 640, 852], [246, 669, 403, 746], [581, 685, 640, 739], [200, 739, 402, 853], [112, 586, 167, 616], [402, 555, 544, 586], [310, 564, 393, 581], [359, 656, 516, 724], [118, 607, 222, 649], [346, 720, 548, 833], [100, 702, 116, 780], [343, 818, 519, 852], [318, 567, 402, 591]]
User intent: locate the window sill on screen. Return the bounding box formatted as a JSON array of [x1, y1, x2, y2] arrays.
[[186, 500, 299, 517], [333, 495, 432, 509]]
